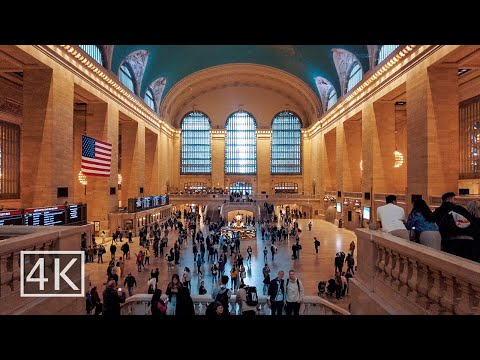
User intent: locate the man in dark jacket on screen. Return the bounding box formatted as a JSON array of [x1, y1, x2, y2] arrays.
[[434, 192, 478, 260], [102, 280, 126, 316], [267, 270, 285, 316]]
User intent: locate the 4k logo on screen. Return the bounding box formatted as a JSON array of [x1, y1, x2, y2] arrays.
[[20, 251, 85, 297]]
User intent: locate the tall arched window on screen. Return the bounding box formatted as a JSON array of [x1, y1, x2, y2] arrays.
[[144, 87, 155, 111], [378, 45, 399, 64], [346, 62, 363, 93], [181, 112, 211, 174], [225, 111, 257, 174], [0, 120, 20, 199], [326, 88, 338, 111], [271, 111, 302, 174], [119, 63, 135, 93], [79, 45, 103, 65]]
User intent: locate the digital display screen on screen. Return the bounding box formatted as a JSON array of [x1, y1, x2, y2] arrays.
[[0, 210, 24, 225], [129, 195, 170, 212], [336, 202, 342, 213], [363, 206, 371, 220], [24, 206, 66, 226]]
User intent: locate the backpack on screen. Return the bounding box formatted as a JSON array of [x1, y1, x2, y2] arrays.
[[244, 286, 258, 306], [286, 278, 301, 293], [215, 287, 230, 315]]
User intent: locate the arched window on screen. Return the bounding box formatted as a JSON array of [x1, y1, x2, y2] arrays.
[[347, 63, 363, 92], [225, 111, 257, 174], [79, 45, 103, 65], [181, 112, 211, 174], [271, 111, 301, 174], [144, 87, 155, 111], [378, 45, 399, 64], [119, 63, 135, 93], [0, 120, 20, 199], [326, 88, 338, 111]]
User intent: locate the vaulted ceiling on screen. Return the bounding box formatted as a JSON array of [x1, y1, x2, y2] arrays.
[[111, 45, 371, 100]]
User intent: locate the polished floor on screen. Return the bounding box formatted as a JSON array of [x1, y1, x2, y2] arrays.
[[85, 215, 357, 309]]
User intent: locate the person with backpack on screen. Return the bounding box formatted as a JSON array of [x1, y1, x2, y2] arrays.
[[150, 289, 167, 316], [211, 275, 231, 316], [284, 270, 304, 316], [236, 283, 258, 316]]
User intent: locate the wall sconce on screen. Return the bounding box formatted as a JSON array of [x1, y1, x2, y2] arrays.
[[118, 173, 123, 185], [78, 170, 87, 185]]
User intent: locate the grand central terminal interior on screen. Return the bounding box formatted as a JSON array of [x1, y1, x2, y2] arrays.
[[1, 45, 479, 315]]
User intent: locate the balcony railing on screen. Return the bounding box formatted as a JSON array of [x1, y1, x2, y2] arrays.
[[120, 294, 350, 315], [354, 228, 480, 314]]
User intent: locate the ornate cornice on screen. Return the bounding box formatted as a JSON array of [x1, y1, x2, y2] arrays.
[[308, 45, 432, 138], [34, 45, 175, 137], [0, 96, 22, 118]]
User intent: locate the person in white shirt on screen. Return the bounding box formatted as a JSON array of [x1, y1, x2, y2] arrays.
[[147, 276, 157, 294], [284, 270, 304, 316], [377, 195, 409, 240]]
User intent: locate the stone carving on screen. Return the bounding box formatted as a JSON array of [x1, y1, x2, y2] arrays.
[[314, 76, 334, 114], [367, 45, 379, 70], [149, 77, 166, 113], [123, 50, 149, 95], [332, 48, 361, 95], [0, 96, 22, 117]]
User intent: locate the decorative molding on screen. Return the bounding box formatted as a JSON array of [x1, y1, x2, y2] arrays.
[[332, 48, 361, 96], [122, 49, 149, 96], [0, 96, 22, 117], [149, 77, 166, 113], [46, 45, 176, 136]]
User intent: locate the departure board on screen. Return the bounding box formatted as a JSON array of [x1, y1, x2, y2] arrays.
[[0, 210, 24, 225], [24, 206, 66, 226], [66, 204, 87, 225]]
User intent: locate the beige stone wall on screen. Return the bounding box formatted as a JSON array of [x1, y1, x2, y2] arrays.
[[6, 45, 480, 230]]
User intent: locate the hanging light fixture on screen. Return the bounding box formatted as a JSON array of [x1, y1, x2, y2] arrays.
[[393, 121, 404, 168], [78, 170, 87, 185], [394, 150, 404, 168]]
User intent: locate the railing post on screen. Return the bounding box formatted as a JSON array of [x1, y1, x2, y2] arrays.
[[398, 254, 410, 297], [427, 268, 442, 314], [455, 279, 473, 315], [439, 272, 455, 314], [407, 258, 419, 302]]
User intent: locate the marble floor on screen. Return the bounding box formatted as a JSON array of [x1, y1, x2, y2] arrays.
[[85, 216, 357, 309]]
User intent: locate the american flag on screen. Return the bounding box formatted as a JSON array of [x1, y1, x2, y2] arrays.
[[81, 135, 112, 177]]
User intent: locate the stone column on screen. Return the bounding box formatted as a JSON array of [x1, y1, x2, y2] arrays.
[[372, 101, 396, 194], [144, 128, 159, 196], [362, 104, 375, 209], [324, 129, 336, 191], [256, 132, 270, 194], [342, 118, 362, 192], [303, 134, 312, 194], [120, 119, 145, 204], [407, 66, 458, 201], [211, 132, 225, 191], [84, 103, 118, 230], [22, 68, 74, 207]]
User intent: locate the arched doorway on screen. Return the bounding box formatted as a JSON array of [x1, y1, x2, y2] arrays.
[[229, 182, 253, 196]]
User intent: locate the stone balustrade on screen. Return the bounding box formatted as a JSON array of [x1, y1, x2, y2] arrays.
[[353, 228, 480, 314], [0, 225, 92, 314], [120, 294, 350, 315]]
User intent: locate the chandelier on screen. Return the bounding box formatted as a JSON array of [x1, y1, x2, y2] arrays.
[[394, 150, 404, 168], [78, 170, 87, 185]]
